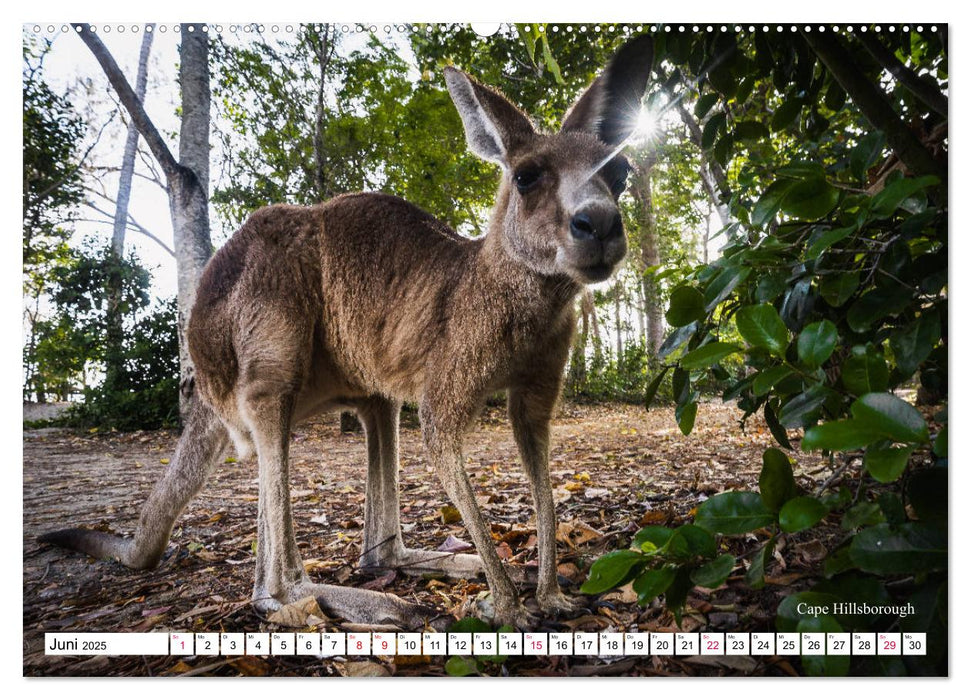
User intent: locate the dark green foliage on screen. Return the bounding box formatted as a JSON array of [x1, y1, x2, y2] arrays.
[[29, 244, 181, 430], [583, 25, 947, 676]]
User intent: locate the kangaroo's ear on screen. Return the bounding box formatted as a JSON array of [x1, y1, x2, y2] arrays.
[[445, 67, 535, 166], [561, 34, 654, 146]]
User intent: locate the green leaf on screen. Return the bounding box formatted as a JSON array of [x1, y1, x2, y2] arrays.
[[539, 36, 564, 85], [878, 493, 906, 526], [756, 270, 789, 303], [679, 342, 741, 370], [666, 524, 717, 559], [644, 367, 669, 410], [666, 286, 706, 327], [735, 304, 789, 356], [778, 385, 830, 429], [732, 120, 769, 142], [819, 271, 860, 308], [712, 134, 734, 168], [850, 131, 886, 182], [841, 348, 889, 395], [798, 617, 850, 677], [751, 180, 792, 228], [701, 111, 726, 150], [633, 525, 674, 551], [676, 401, 698, 435], [759, 448, 798, 512], [752, 365, 793, 396], [633, 566, 677, 605], [690, 553, 736, 589], [445, 656, 479, 676], [580, 550, 643, 594], [448, 617, 492, 634], [864, 445, 915, 483], [797, 320, 839, 369], [664, 567, 693, 626], [745, 537, 775, 589], [846, 287, 912, 333], [804, 225, 857, 260], [771, 97, 802, 131], [841, 501, 884, 530], [889, 312, 940, 377], [704, 265, 750, 310], [777, 592, 843, 632], [777, 161, 827, 179], [659, 322, 697, 358], [851, 392, 929, 444], [824, 81, 846, 111], [801, 419, 884, 452], [780, 178, 839, 220], [933, 425, 948, 458], [515, 25, 538, 63], [764, 403, 793, 449], [849, 523, 947, 574], [779, 496, 829, 533], [694, 92, 719, 120], [694, 491, 775, 535], [871, 175, 940, 218]]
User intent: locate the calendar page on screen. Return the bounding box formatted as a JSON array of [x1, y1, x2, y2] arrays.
[[21, 8, 949, 680]]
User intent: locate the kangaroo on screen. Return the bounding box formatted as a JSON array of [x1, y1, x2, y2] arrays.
[[40, 35, 654, 629]]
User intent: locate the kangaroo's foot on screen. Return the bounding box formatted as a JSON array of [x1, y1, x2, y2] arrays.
[[252, 578, 441, 630], [360, 547, 532, 584], [535, 589, 585, 617]]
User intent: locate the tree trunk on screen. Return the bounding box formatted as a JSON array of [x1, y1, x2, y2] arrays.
[[631, 152, 665, 357], [172, 24, 214, 420], [568, 293, 591, 394], [613, 279, 623, 362], [105, 27, 154, 396], [78, 23, 214, 422]]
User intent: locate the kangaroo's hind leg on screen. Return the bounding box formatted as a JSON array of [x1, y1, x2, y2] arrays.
[[240, 359, 438, 628], [356, 396, 488, 581]]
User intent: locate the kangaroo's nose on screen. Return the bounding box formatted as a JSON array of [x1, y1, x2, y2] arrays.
[[570, 209, 623, 242]]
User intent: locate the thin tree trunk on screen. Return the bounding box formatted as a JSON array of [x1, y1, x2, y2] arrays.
[[105, 26, 154, 396], [311, 24, 334, 201], [613, 280, 623, 363], [172, 24, 214, 419], [631, 152, 664, 357], [78, 23, 214, 421]]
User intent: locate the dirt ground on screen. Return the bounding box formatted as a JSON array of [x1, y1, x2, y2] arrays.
[[23, 401, 832, 677]]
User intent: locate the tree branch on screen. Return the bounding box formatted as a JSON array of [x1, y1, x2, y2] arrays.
[[75, 24, 181, 181], [856, 33, 948, 117], [801, 30, 945, 181], [84, 200, 176, 257]]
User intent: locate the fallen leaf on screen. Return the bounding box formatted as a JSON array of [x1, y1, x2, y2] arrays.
[[344, 661, 390, 677], [167, 660, 194, 674], [496, 542, 513, 560], [229, 657, 270, 676], [267, 596, 328, 627], [437, 535, 473, 553], [440, 506, 462, 524]]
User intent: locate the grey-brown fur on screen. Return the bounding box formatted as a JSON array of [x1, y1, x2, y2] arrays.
[[40, 36, 654, 628]]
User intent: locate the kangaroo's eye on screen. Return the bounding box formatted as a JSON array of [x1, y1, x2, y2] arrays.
[[514, 168, 543, 194], [610, 173, 628, 197]]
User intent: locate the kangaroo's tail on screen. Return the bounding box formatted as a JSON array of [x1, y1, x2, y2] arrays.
[[38, 398, 230, 570]]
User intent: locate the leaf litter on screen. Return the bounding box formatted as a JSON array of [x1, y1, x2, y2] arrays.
[[24, 401, 832, 676]]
